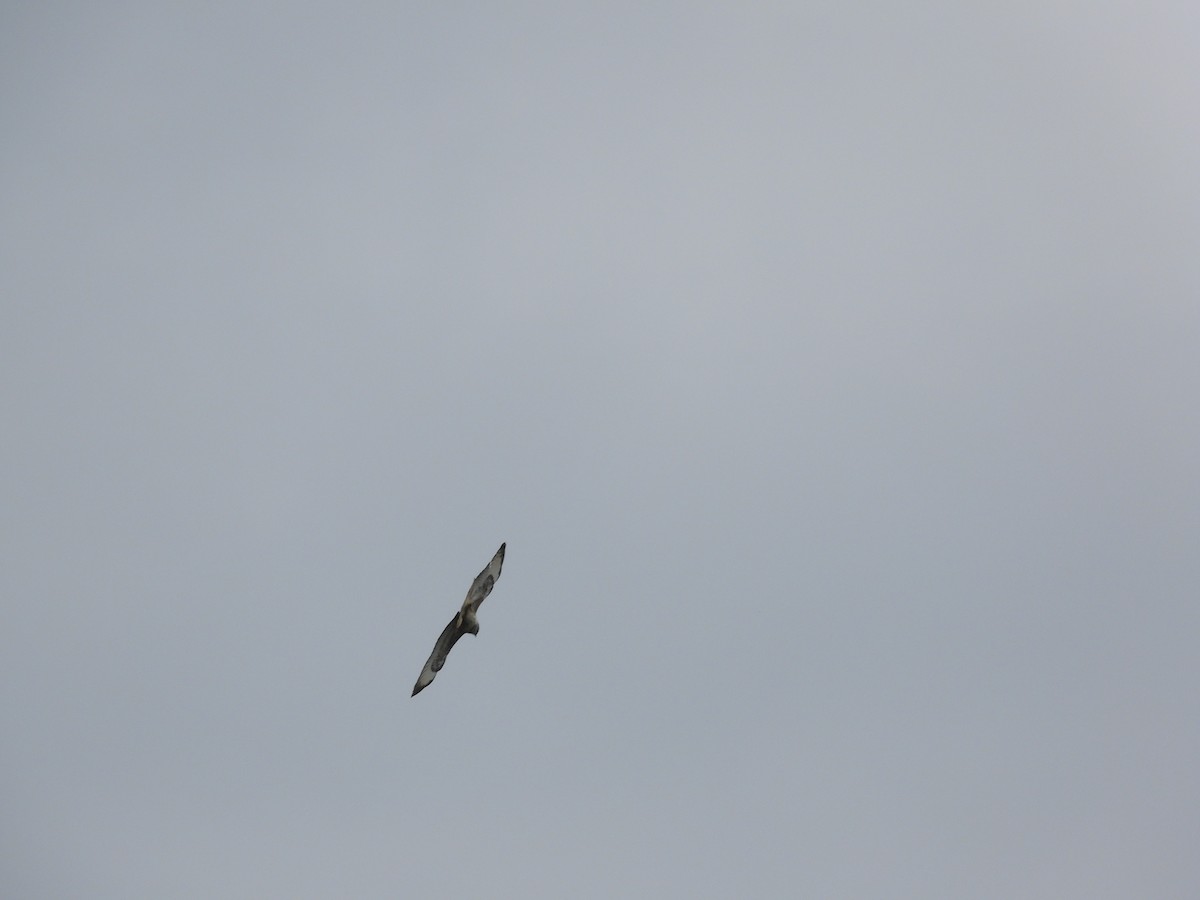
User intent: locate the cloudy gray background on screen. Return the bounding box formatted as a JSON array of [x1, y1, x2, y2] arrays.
[[2, 3, 1197, 897]]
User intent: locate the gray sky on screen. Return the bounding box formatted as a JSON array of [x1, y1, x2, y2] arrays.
[[3, 4, 1198, 898]]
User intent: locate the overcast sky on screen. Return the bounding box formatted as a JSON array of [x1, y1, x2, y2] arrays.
[[2, 4, 1198, 898]]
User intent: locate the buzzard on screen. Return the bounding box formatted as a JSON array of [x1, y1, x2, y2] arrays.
[[411, 543, 506, 696]]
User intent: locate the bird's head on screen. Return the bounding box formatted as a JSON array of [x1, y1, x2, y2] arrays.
[[466, 622, 480, 636]]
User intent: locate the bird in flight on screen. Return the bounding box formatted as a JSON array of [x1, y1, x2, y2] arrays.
[[411, 543, 506, 696]]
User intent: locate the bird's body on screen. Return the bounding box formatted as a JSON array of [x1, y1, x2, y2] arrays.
[[411, 543, 505, 696]]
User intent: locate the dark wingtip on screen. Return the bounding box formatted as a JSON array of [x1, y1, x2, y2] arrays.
[[411, 683, 424, 697], [498, 542, 506, 557]]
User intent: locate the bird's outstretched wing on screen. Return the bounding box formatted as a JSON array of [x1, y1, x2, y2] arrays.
[[410, 543, 506, 697], [412, 614, 467, 696], [462, 542, 505, 614]]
